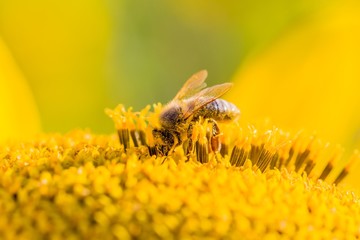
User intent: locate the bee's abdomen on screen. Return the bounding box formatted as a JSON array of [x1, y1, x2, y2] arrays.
[[195, 99, 240, 121]]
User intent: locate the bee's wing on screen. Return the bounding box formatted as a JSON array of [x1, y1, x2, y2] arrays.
[[174, 70, 208, 100], [183, 82, 233, 119]]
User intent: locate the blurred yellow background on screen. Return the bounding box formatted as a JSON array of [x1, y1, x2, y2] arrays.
[[0, 0, 359, 185], [0, 0, 336, 133]]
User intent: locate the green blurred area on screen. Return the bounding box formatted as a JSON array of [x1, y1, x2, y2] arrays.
[[0, 0, 334, 133]]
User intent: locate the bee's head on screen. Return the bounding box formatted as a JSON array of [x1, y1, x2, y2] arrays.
[[159, 102, 185, 130]]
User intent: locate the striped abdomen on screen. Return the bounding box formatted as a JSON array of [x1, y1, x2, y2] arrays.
[[194, 98, 240, 121]]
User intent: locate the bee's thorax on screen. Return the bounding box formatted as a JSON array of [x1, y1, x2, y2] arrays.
[[159, 101, 184, 129]]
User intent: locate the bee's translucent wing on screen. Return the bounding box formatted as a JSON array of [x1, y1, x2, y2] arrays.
[[183, 82, 233, 119], [173, 70, 208, 100]]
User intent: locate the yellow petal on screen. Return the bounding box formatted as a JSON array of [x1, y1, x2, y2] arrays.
[[0, 1, 112, 132], [0, 37, 41, 141], [229, 1, 360, 155]]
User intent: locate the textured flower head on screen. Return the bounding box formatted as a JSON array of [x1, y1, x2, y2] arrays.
[[0, 104, 359, 239]]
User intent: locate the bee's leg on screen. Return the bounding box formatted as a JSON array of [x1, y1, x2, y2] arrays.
[[183, 123, 194, 157], [151, 128, 165, 157], [182, 138, 191, 161], [208, 119, 221, 153], [161, 131, 181, 164], [168, 131, 181, 154], [148, 146, 156, 156], [152, 128, 175, 158]]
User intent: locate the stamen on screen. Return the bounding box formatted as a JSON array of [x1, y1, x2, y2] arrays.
[[333, 150, 359, 184], [220, 143, 228, 157], [284, 148, 295, 167], [257, 149, 274, 172], [249, 144, 262, 166], [229, 145, 241, 166], [318, 160, 334, 181], [118, 129, 130, 150], [303, 159, 316, 175], [229, 140, 249, 166], [138, 130, 147, 146], [237, 147, 249, 167], [294, 149, 310, 172], [196, 141, 209, 163], [269, 152, 280, 169], [318, 146, 343, 181], [130, 130, 140, 147]]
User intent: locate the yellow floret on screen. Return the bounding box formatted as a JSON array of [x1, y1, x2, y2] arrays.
[[0, 105, 358, 239]]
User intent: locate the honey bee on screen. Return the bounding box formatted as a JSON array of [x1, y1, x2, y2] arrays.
[[153, 70, 240, 156]]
